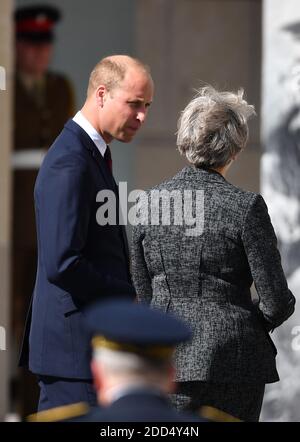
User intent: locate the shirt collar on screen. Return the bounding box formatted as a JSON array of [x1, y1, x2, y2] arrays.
[[73, 110, 107, 157]]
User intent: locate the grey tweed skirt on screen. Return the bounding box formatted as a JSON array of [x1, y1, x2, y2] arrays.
[[169, 381, 265, 422]]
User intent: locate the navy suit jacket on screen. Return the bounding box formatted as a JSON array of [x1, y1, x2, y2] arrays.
[[19, 119, 135, 378]]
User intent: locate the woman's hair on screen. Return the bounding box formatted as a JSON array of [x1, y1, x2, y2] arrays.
[[176, 85, 256, 168]]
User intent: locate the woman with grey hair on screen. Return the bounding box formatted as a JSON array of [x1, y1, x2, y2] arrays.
[[131, 85, 295, 421]]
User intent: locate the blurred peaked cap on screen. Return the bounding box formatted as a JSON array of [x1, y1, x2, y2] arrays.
[[15, 5, 61, 43], [84, 299, 192, 358]]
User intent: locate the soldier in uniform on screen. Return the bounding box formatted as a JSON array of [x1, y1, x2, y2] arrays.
[[12, 5, 75, 418], [28, 300, 203, 422]]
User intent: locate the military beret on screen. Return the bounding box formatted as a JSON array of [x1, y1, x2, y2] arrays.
[[84, 300, 192, 360], [15, 5, 61, 43]]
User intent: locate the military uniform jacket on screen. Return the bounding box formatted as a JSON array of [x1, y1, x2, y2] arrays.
[[13, 71, 75, 250], [74, 390, 203, 422], [131, 166, 296, 384], [14, 71, 74, 151]]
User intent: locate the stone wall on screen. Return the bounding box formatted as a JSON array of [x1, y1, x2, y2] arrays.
[[261, 0, 300, 422], [135, 0, 262, 192]]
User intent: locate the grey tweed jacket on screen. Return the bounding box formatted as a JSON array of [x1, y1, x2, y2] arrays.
[[131, 166, 295, 383]]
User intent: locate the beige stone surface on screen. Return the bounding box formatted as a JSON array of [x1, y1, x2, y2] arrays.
[[135, 0, 261, 192], [135, 138, 260, 193], [227, 147, 261, 193]]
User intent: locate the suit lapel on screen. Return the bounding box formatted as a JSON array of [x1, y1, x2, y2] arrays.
[[90, 146, 130, 265], [64, 119, 116, 191], [91, 146, 119, 193], [64, 119, 130, 271], [121, 225, 130, 262]]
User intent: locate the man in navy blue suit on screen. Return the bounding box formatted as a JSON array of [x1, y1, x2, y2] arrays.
[[19, 55, 154, 412]]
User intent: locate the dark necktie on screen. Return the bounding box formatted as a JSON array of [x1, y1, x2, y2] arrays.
[[104, 145, 113, 174]]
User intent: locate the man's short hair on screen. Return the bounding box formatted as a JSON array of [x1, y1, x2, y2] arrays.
[[87, 55, 151, 97]]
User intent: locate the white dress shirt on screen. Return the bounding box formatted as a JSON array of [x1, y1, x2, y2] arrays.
[[73, 110, 107, 157]]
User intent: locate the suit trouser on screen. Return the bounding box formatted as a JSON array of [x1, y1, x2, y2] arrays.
[[37, 376, 97, 412], [169, 381, 265, 422]]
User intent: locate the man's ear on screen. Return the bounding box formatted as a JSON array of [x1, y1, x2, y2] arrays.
[[95, 85, 106, 108]]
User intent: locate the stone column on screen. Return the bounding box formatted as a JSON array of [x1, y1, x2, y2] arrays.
[[0, 0, 13, 420], [261, 0, 300, 422], [135, 0, 262, 192]]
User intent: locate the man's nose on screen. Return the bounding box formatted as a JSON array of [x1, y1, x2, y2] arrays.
[[136, 109, 147, 124]]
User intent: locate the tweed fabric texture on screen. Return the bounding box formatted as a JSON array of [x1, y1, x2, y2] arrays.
[[131, 166, 295, 383], [169, 381, 265, 422]]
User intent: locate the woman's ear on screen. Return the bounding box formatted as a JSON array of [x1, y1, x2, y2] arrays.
[[232, 151, 241, 162]]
